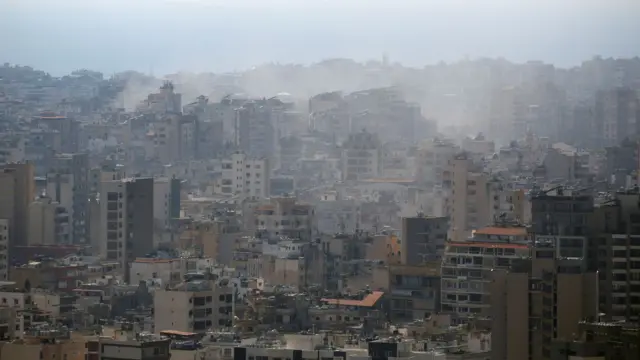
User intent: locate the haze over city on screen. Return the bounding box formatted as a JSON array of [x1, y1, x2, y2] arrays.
[[2, 1, 640, 360], [3, 0, 640, 74]]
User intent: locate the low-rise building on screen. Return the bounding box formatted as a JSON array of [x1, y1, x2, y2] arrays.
[[153, 278, 234, 333]]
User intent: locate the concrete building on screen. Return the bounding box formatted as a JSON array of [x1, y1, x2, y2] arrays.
[[46, 153, 89, 244], [255, 196, 316, 241], [183, 95, 224, 159], [314, 192, 361, 235], [0, 163, 34, 247], [388, 264, 440, 321], [86, 331, 171, 360], [595, 87, 640, 147], [151, 113, 195, 164], [0, 220, 8, 280], [100, 177, 154, 281], [401, 215, 448, 265], [32, 112, 79, 153], [28, 197, 70, 245], [490, 240, 598, 360], [137, 81, 182, 114], [341, 130, 382, 181], [0, 324, 86, 360], [214, 152, 270, 200], [443, 153, 497, 242], [235, 99, 279, 161], [414, 138, 460, 187], [531, 188, 593, 237], [591, 189, 640, 321], [550, 321, 640, 360], [441, 226, 530, 324], [153, 278, 234, 333]]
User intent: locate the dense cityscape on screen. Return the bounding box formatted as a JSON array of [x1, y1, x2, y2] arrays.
[[0, 52, 640, 360]]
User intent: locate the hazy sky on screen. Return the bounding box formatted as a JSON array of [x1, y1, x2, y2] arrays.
[[2, 0, 639, 75]]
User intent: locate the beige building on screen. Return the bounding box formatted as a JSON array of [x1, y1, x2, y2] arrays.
[[0, 163, 34, 247], [490, 241, 598, 360], [414, 138, 459, 186], [28, 197, 70, 245], [0, 325, 86, 360], [443, 153, 501, 242], [153, 279, 234, 333], [341, 130, 382, 181], [441, 226, 530, 324]]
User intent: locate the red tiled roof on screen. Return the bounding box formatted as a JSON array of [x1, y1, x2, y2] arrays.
[[321, 291, 384, 307]]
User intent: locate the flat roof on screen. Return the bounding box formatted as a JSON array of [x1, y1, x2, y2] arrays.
[[448, 242, 528, 250], [320, 291, 384, 307], [474, 226, 527, 237]]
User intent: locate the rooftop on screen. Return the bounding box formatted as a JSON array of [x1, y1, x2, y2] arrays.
[[474, 226, 528, 237], [320, 291, 384, 307]]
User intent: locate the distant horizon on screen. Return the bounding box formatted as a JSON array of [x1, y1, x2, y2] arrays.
[[3, 0, 640, 76], [4, 54, 640, 79]]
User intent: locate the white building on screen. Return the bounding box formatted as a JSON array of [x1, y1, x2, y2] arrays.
[[214, 152, 270, 200]]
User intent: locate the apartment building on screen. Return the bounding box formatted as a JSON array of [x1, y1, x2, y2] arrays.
[[591, 189, 640, 321], [490, 239, 598, 360], [314, 192, 361, 235], [255, 196, 316, 241], [0, 163, 35, 247], [32, 112, 79, 153], [183, 95, 224, 159], [0, 220, 8, 280], [414, 138, 459, 187], [86, 331, 171, 360], [235, 99, 278, 161], [152, 113, 195, 164], [100, 177, 154, 281], [388, 264, 440, 322], [46, 153, 89, 244], [341, 130, 382, 181], [28, 197, 70, 245], [0, 284, 30, 337], [441, 226, 530, 324], [401, 215, 448, 265], [153, 278, 234, 333], [595, 87, 640, 147], [214, 151, 270, 200], [550, 321, 640, 360], [442, 153, 498, 242], [152, 177, 182, 230], [0, 324, 86, 360]]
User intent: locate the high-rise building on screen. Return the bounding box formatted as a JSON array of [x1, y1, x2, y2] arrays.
[[400, 215, 448, 265], [28, 196, 70, 245], [46, 153, 89, 244], [443, 153, 500, 242], [414, 138, 460, 187], [0, 220, 8, 280], [214, 152, 270, 200], [490, 238, 598, 360], [100, 177, 154, 281], [235, 99, 278, 161], [341, 130, 382, 181], [32, 113, 79, 153], [0, 163, 35, 247], [595, 87, 640, 147], [590, 189, 640, 321], [441, 225, 530, 324]]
